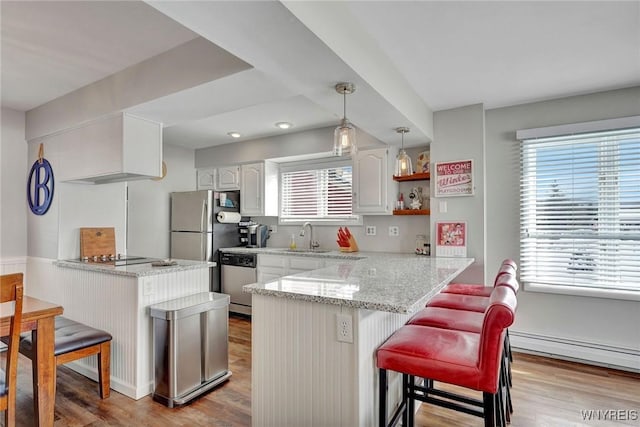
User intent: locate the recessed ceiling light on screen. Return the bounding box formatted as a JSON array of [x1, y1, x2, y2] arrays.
[[228, 132, 241, 138], [275, 122, 292, 129]]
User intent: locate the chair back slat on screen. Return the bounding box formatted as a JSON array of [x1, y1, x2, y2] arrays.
[[1, 272, 24, 427]]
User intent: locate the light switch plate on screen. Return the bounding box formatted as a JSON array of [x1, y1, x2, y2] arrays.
[[366, 226, 376, 236], [439, 201, 448, 213]]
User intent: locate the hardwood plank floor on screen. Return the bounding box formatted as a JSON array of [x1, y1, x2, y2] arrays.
[[6, 315, 639, 426]]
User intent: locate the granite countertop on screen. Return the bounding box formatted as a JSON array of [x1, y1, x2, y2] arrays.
[[54, 259, 216, 278], [219, 246, 367, 260], [243, 252, 474, 314]]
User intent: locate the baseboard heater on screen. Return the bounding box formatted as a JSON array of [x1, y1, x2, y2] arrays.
[[509, 330, 640, 373]]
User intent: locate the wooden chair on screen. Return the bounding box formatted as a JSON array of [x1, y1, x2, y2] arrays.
[[19, 316, 112, 399], [1, 273, 24, 427]]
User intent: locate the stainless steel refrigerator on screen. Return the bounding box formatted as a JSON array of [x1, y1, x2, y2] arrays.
[[170, 190, 240, 292]]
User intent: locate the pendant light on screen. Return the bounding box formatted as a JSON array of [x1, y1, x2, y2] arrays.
[[394, 127, 413, 177], [333, 82, 357, 156]]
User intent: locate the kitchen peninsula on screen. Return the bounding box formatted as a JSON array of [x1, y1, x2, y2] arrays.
[[244, 253, 473, 427], [31, 258, 216, 399]]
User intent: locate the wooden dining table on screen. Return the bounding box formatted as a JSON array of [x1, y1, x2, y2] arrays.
[[1, 295, 63, 427]]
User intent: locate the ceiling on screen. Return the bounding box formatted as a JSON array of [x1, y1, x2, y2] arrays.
[[2, 1, 639, 150]]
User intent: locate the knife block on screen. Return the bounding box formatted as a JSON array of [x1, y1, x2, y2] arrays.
[[339, 235, 359, 253]]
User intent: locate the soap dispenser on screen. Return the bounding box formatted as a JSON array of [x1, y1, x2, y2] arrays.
[[289, 234, 297, 250]]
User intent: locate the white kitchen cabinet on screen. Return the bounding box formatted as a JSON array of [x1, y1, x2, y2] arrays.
[[197, 168, 216, 190], [352, 146, 398, 215], [257, 254, 327, 283], [240, 162, 278, 216], [216, 166, 241, 190], [288, 257, 325, 275], [257, 254, 288, 283]]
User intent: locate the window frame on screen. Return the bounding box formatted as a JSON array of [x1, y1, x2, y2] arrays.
[[517, 116, 640, 301], [278, 157, 362, 226]]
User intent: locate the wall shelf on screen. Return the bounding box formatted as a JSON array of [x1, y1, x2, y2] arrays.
[[393, 209, 430, 216], [393, 172, 430, 182]]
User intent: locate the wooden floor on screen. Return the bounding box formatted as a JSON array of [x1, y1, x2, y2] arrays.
[[7, 315, 640, 427]]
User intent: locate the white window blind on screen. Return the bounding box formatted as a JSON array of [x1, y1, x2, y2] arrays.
[[520, 126, 640, 295], [280, 159, 357, 224]]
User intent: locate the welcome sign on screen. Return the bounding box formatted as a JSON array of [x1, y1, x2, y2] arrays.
[[434, 159, 474, 197]]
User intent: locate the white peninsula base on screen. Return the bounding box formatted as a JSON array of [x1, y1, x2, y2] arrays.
[[27, 257, 212, 399], [252, 294, 409, 427]]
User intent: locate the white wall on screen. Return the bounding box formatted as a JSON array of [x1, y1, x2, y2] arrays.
[[485, 87, 640, 370], [127, 143, 196, 258], [0, 108, 28, 274], [431, 104, 485, 283]]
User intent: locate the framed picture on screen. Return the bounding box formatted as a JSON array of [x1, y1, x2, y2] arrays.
[[435, 221, 467, 257], [434, 159, 474, 197]]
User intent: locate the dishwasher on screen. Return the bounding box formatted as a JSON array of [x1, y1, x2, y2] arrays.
[[220, 252, 257, 315]]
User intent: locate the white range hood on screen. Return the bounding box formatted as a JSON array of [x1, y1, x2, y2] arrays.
[[30, 113, 163, 184]]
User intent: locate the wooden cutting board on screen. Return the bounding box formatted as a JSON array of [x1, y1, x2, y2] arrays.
[[80, 227, 115, 258]]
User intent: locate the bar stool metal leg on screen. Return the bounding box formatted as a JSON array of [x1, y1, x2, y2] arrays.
[[379, 368, 387, 427]]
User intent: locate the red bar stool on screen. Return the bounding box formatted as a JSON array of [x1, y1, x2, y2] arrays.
[[443, 259, 517, 297], [377, 286, 517, 427], [407, 279, 518, 420], [427, 275, 519, 312]]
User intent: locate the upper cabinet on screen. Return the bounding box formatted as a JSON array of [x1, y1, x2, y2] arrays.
[[197, 168, 216, 190], [51, 113, 162, 184], [216, 166, 241, 190], [240, 161, 278, 216], [352, 147, 398, 215]]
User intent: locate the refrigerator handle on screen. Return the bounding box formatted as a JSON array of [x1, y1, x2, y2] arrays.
[[201, 199, 207, 233]]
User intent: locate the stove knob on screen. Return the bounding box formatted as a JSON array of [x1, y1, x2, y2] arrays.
[[109, 254, 115, 260], [82, 256, 89, 262], [92, 255, 99, 262], [100, 255, 108, 262]]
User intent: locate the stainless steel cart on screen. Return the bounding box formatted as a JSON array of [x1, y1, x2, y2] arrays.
[[149, 292, 232, 407]]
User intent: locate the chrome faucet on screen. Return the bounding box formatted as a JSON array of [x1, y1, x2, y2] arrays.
[[299, 222, 320, 250]]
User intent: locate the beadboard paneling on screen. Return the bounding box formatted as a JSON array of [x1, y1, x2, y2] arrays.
[[0, 257, 27, 276], [252, 294, 409, 426], [26, 257, 209, 399]]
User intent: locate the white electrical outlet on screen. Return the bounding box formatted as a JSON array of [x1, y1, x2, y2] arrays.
[[389, 226, 399, 236], [270, 225, 277, 233], [366, 226, 377, 236], [142, 279, 154, 296], [336, 313, 353, 343]]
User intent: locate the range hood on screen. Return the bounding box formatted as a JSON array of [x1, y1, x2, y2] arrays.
[[32, 113, 163, 184]]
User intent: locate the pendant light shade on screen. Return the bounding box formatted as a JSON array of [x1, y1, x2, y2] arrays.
[[333, 83, 357, 156], [394, 127, 413, 177]]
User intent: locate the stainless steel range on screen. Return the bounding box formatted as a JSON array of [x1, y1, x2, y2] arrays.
[[67, 254, 160, 266]]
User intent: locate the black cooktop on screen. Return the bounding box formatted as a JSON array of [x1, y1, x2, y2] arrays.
[[66, 255, 160, 266]]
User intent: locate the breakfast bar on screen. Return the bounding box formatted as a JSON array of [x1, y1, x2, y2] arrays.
[[244, 254, 474, 427], [26, 258, 216, 399]]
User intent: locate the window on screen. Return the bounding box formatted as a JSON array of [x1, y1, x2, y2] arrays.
[[279, 158, 359, 225], [519, 118, 640, 298]]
